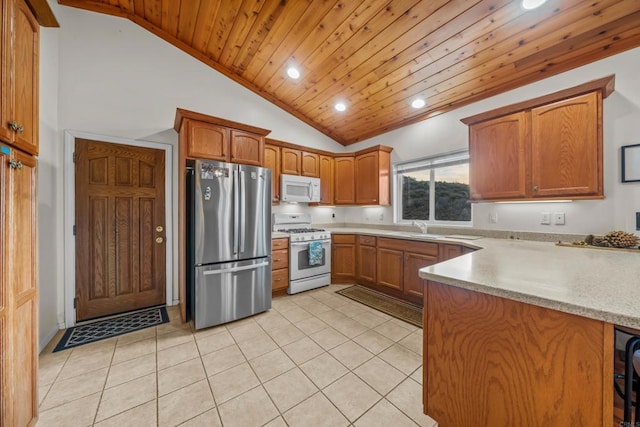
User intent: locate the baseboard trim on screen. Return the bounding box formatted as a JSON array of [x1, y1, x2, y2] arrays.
[[39, 323, 64, 354]]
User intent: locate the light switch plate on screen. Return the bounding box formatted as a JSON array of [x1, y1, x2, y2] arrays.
[[541, 212, 551, 225]]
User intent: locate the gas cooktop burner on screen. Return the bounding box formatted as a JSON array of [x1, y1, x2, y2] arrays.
[[279, 228, 327, 233]]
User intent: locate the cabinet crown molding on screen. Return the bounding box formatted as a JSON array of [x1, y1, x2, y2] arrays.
[[174, 108, 271, 136], [461, 75, 615, 125]]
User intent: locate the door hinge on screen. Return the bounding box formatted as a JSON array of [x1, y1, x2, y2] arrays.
[[73, 297, 78, 309], [73, 152, 76, 163], [73, 225, 76, 235]]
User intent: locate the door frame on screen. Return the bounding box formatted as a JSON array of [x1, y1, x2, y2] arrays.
[[63, 130, 175, 327]]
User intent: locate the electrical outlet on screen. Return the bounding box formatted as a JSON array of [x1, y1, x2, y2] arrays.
[[379, 213, 384, 221], [554, 212, 565, 225], [489, 212, 498, 224], [541, 212, 551, 225]]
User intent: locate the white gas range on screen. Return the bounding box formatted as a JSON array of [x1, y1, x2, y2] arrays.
[[272, 213, 331, 294]]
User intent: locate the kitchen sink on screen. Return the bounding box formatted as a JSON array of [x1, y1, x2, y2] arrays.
[[392, 232, 443, 240]]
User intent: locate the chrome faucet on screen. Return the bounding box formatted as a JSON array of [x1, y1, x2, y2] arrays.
[[412, 220, 428, 234]]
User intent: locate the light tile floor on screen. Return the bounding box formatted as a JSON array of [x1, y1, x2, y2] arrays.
[[37, 284, 437, 427]]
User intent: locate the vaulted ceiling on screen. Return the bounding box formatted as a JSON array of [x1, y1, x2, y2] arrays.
[[59, 0, 640, 145]]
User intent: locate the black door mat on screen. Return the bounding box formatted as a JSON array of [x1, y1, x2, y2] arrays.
[[53, 306, 169, 352], [336, 286, 422, 328]]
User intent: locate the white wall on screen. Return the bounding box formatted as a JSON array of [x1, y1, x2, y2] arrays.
[[346, 47, 640, 235], [38, 23, 61, 350]]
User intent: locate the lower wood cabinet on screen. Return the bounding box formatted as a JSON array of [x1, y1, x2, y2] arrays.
[[271, 238, 289, 296], [331, 233, 460, 305], [403, 252, 437, 299], [331, 234, 356, 282], [356, 236, 376, 284]]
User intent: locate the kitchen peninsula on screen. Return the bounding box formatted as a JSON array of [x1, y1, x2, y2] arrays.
[[418, 237, 640, 426]]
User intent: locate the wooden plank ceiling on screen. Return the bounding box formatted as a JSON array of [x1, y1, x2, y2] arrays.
[[58, 0, 640, 145]]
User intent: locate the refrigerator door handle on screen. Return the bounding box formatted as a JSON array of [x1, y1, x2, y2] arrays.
[[202, 261, 270, 275], [233, 168, 239, 254], [239, 170, 246, 253]]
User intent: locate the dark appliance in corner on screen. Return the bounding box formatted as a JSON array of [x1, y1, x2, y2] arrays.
[[186, 159, 271, 329]]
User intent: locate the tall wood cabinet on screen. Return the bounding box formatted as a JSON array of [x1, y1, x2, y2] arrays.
[[0, 0, 51, 423], [317, 155, 333, 204], [463, 76, 613, 201], [1, 0, 39, 156]]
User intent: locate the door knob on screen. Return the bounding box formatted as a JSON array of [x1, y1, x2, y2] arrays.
[[156, 237, 164, 243], [156, 225, 164, 232]]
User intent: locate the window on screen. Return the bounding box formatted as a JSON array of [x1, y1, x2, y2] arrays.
[[394, 151, 471, 224]]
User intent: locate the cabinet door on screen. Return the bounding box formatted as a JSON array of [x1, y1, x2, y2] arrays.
[[230, 130, 264, 166], [334, 156, 355, 204], [357, 244, 376, 284], [0, 0, 39, 155], [0, 0, 11, 145], [438, 244, 462, 261], [377, 247, 403, 290], [264, 144, 281, 203], [331, 235, 356, 282], [404, 252, 437, 298], [301, 151, 320, 177], [281, 148, 301, 175], [531, 92, 601, 198], [469, 112, 528, 200], [355, 151, 379, 204], [6, 150, 37, 426], [186, 120, 229, 161], [318, 155, 333, 204]]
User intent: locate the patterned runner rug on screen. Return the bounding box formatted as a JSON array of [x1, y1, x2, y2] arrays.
[[336, 285, 422, 328], [53, 306, 169, 352]]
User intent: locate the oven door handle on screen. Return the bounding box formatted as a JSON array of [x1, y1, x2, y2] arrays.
[[290, 240, 331, 247]]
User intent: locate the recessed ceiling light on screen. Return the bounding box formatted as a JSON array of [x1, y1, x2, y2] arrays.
[[411, 99, 426, 109], [334, 102, 346, 112], [286, 66, 300, 79], [521, 0, 547, 10]]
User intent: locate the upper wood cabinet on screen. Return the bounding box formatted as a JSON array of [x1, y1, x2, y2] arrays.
[[462, 76, 612, 202], [355, 147, 391, 205], [230, 129, 264, 166], [301, 151, 320, 177], [185, 119, 229, 160], [317, 155, 333, 204], [175, 109, 270, 166], [469, 112, 528, 201], [0, 0, 39, 156], [281, 148, 301, 175], [334, 156, 355, 205], [264, 144, 281, 203], [530, 92, 601, 198]]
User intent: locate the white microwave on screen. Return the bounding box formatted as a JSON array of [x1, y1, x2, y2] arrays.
[[281, 174, 320, 203]]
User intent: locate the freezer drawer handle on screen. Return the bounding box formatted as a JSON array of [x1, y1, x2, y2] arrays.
[[202, 261, 270, 276]]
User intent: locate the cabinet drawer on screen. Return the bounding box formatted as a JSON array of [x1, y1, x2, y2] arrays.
[[332, 234, 356, 244], [358, 235, 376, 246], [272, 268, 289, 292], [378, 237, 438, 256], [272, 249, 289, 270], [272, 238, 289, 251]]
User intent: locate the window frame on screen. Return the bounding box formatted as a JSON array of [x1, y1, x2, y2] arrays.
[[393, 150, 472, 226]]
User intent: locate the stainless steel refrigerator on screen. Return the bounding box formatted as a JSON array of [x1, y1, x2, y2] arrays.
[[186, 159, 271, 329]]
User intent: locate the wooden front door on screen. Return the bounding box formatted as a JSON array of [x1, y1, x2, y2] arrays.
[[75, 138, 166, 321]]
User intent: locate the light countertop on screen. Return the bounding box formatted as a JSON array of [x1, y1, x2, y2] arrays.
[[326, 227, 640, 329], [272, 232, 289, 239]]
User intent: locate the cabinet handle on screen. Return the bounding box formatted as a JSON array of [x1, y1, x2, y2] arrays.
[[533, 185, 538, 191], [275, 278, 282, 281], [9, 159, 22, 170], [8, 121, 23, 133], [274, 259, 281, 262]]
